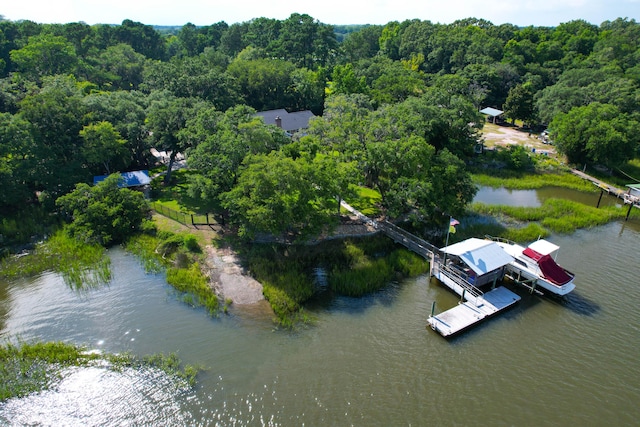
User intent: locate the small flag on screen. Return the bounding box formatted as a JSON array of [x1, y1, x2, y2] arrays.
[[449, 218, 459, 234]]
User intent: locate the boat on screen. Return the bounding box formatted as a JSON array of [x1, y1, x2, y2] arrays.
[[487, 236, 576, 296]]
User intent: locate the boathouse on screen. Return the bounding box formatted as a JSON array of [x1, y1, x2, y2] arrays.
[[428, 238, 520, 337], [438, 238, 513, 287]]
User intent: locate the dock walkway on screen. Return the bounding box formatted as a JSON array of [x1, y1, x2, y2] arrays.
[[570, 169, 640, 219], [339, 200, 439, 258], [570, 169, 625, 197]]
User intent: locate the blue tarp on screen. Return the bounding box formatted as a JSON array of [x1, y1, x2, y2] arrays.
[[93, 170, 151, 188]]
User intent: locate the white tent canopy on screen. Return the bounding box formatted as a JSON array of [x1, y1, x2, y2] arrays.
[[480, 107, 504, 117]]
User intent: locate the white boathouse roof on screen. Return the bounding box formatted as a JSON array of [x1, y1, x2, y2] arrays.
[[442, 238, 513, 276]]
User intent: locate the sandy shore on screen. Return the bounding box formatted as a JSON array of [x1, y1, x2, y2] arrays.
[[205, 245, 265, 305]]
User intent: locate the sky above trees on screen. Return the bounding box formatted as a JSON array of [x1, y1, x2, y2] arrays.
[[2, 0, 639, 27]]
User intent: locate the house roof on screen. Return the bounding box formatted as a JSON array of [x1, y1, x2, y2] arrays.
[[479, 107, 504, 117], [442, 238, 513, 276], [93, 170, 151, 188], [255, 109, 315, 132]]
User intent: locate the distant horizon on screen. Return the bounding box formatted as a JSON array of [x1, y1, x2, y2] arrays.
[[1, 15, 633, 29], [2, 0, 639, 28]]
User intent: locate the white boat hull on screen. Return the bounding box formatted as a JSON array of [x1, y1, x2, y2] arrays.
[[493, 239, 576, 296], [503, 263, 576, 296]]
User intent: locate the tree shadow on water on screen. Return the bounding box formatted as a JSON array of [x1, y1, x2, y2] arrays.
[[305, 281, 403, 316]]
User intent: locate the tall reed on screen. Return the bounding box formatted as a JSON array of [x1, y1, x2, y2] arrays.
[[0, 230, 111, 290]]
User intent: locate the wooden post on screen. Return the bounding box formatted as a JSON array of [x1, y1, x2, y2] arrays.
[[626, 203, 633, 221], [597, 190, 604, 208], [431, 301, 436, 317]]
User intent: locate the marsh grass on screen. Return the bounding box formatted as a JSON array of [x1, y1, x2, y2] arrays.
[[244, 236, 428, 325], [125, 230, 219, 315], [468, 198, 632, 242], [472, 171, 596, 192], [0, 341, 200, 400], [0, 230, 110, 290], [329, 245, 428, 296], [166, 263, 219, 314]]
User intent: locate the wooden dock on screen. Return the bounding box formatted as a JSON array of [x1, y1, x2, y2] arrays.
[[340, 199, 521, 337], [427, 286, 520, 337], [570, 169, 640, 219]]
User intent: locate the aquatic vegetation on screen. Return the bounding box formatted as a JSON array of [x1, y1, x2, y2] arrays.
[[0, 230, 110, 290], [244, 236, 428, 325], [0, 341, 200, 401], [166, 263, 219, 314], [125, 230, 219, 315], [472, 171, 596, 192], [329, 246, 428, 296], [469, 198, 630, 239]]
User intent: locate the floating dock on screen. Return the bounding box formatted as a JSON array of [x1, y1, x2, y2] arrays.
[[427, 286, 520, 337]]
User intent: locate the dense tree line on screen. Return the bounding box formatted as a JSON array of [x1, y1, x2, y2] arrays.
[[1, 14, 639, 241]]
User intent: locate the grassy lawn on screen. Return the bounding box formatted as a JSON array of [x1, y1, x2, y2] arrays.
[[151, 169, 218, 215], [343, 185, 382, 217]]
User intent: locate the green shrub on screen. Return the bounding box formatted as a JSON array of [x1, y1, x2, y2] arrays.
[[140, 219, 157, 235], [56, 175, 151, 246], [183, 234, 200, 252]]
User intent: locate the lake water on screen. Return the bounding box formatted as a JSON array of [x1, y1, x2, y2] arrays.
[[1, 188, 639, 426]]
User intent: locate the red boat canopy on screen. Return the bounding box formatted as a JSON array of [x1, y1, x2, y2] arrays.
[[523, 248, 572, 285], [523, 247, 543, 261]]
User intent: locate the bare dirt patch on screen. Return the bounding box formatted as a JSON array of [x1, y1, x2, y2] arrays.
[[204, 245, 265, 305], [482, 123, 555, 156]]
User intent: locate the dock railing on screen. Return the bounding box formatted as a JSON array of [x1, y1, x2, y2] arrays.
[[432, 255, 484, 304], [484, 235, 514, 246], [377, 220, 439, 259]]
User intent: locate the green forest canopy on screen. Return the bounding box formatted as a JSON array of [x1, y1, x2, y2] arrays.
[[1, 14, 639, 240]]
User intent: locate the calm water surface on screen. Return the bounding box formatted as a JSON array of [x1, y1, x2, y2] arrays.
[[1, 188, 639, 426]]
